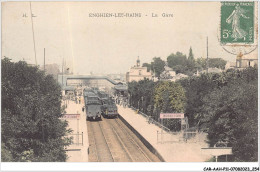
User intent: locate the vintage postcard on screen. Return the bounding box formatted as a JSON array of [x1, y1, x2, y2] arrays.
[[1, 1, 259, 171]]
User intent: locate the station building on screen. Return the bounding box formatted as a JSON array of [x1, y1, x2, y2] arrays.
[[126, 57, 153, 82], [225, 51, 258, 70], [235, 52, 258, 68]]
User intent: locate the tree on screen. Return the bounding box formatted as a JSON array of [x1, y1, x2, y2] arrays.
[[179, 67, 258, 161], [128, 80, 140, 108], [179, 67, 258, 128], [195, 57, 207, 71], [167, 52, 187, 70], [199, 80, 257, 162], [139, 79, 156, 113], [188, 47, 194, 61], [208, 58, 227, 70], [151, 57, 165, 79], [180, 72, 221, 126], [154, 81, 186, 131], [1, 143, 13, 161], [167, 52, 188, 74], [128, 79, 155, 113], [1, 58, 71, 162], [142, 63, 151, 72], [186, 47, 196, 74], [128, 79, 186, 131]]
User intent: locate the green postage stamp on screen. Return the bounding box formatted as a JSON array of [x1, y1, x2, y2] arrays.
[[220, 1, 254, 44]]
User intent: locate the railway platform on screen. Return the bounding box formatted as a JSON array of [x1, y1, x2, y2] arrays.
[[62, 100, 89, 162], [117, 105, 212, 162]]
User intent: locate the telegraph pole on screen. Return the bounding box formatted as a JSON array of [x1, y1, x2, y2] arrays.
[[44, 48, 45, 71], [206, 37, 209, 74], [30, 2, 37, 66], [62, 58, 64, 88]]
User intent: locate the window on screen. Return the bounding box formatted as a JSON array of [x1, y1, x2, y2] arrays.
[[139, 70, 142, 75], [236, 60, 241, 68]]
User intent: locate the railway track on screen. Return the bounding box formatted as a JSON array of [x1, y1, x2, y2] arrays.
[[88, 121, 114, 162], [114, 118, 160, 161], [87, 117, 161, 162], [106, 118, 152, 162], [99, 118, 132, 162]]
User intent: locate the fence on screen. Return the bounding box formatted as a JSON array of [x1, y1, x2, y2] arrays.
[[67, 132, 84, 146], [129, 106, 206, 144], [130, 106, 171, 132], [157, 130, 202, 144]]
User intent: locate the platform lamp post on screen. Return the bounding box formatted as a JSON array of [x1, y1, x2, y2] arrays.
[[77, 114, 79, 145], [137, 100, 140, 112], [141, 96, 144, 112], [160, 110, 163, 144]]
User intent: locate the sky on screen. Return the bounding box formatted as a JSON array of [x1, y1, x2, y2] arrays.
[[2, 1, 258, 75]]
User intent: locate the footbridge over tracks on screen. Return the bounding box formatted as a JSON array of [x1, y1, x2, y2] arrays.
[[57, 74, 127, 92]]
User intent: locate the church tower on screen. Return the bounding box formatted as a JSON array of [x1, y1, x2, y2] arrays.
[[136, 56, 140, 67]]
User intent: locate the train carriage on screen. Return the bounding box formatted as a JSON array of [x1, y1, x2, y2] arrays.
[[103, 97, 118, 118], [97, 90, 118, 118], [84, 89, 102, 121]]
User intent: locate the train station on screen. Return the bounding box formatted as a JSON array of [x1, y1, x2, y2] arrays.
[[61, 84, 217, 162]]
